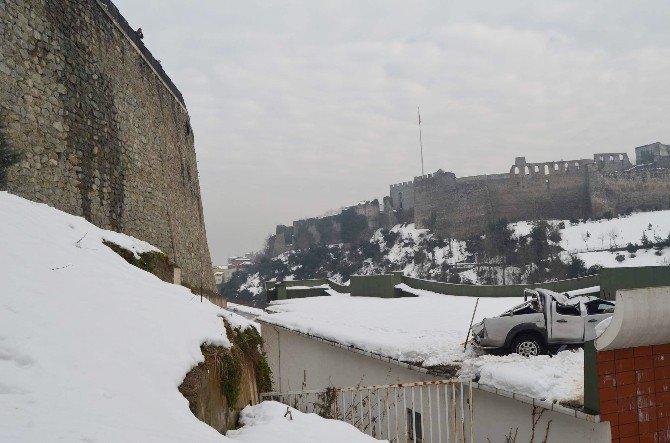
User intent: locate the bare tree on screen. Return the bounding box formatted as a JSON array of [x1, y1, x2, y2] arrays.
[[580, 231, 590, 249], [607, 229, 620, 249]]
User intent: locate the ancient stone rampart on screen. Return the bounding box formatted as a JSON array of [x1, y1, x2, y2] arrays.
[[0, 0, 214, 290]]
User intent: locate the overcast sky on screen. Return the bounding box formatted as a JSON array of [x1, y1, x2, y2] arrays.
[[114, 0, 670, 264]]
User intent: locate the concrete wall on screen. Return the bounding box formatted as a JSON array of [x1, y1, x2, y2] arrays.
[[1, 0, 214, 290], [262, 324, 611, 442]]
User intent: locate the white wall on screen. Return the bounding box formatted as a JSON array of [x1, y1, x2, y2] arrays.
[[262, 323, 611, 442]]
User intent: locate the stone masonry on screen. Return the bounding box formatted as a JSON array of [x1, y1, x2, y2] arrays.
[[0, 0, 214, 290]]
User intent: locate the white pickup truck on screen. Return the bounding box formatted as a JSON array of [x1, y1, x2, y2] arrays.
[[471, 288, 615, 357]]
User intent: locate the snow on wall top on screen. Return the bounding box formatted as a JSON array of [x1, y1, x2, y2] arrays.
[[259, 289, 521, 367]]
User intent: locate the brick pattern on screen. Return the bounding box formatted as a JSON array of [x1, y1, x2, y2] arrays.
[[598, 344, 670, 443]]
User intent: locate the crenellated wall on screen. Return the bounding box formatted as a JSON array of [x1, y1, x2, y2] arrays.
[[0, 0, 214, 290], [414, 154, 669, 239]]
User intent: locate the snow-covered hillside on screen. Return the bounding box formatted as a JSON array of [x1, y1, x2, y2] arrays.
[[0, 193, 375, 442], [512, 210, 670, 268], [224, 210, 670, 307]]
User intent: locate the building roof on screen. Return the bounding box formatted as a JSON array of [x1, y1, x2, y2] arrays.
[[258, 289, 584, 404]]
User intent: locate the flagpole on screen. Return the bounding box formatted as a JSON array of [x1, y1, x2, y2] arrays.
[[418, 106, 424, 176]]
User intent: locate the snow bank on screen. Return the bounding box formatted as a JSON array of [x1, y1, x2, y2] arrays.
[[227, 401, 382, 442], [559, 210, 670, 251], [227, 302, 266, 318], [460, 350, 584, 403], [259, 290, 521, 367], [0, 193, 240, 442]]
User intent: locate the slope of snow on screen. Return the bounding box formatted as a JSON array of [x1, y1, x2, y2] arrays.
[[0, 193, 384, 442], [370, 223, 468, 278], [559, 210, 670, 251], [259, 291, 521, 367], [573, 247, 670, 268], [227, 401, 382, 443], [511, 210, 670, 253], [0, 193, 237, 442]]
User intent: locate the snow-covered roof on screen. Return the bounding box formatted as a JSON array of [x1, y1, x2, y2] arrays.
[[258, 288, 584, 404], [259, 290, 519, 368]]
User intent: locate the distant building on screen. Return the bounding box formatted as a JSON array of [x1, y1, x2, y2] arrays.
[[213, 255, 253, 285], [635, 142, 670, 166]]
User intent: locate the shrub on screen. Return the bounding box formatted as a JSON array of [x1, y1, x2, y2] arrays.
[[626, 243, 639, 253], [615, 254, 625, 262], [566, 255, 587, 278]]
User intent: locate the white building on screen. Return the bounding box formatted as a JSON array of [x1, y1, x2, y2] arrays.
[[258, 292, 611, 442]]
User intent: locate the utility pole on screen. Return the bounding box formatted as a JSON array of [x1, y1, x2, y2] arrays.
[[417, 106, 424, 176]]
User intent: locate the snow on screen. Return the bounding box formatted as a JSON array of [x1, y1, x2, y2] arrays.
[[1, 193, 384, 442], [460, 350, 584, 403], [240, 272, 264, 296], [259, 290, 521, 368], [559, 210, 670, 251], [286, 284, 330, 290], [260, 286, 591, 403], [227, 401, 382, 443], [370, 224, 468, 278], [595, 317, 613, 338], [565, 286, 600, 297], [0, 192, 238, 442], [219, 309, 260, 332], [573, 247, 670, 268], [227, 302, 266, 318]]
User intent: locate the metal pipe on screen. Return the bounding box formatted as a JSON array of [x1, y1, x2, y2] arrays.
[[444, 383, 450, 443], [460, 383, 465, 443], [403, 386, 408, 441], [377, 388, 382, 438], [359, 389, 364, 432], [428, 383, 433, 442], [368, 389, 374, 437], [385, 387, 391, 440], [452, 383, 457, 441], [420, 385, 425, 443], [437, 382, 442, 443], [395, 386, 400, 442], [412, 386, 416, 443], [469, 381, 474, 443]]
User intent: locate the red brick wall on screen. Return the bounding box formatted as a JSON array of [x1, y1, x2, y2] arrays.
[[598, 344, 670, 443]]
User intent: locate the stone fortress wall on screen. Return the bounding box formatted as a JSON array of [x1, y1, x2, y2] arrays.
[[271, 144, 670, 255], [0, 0, 214, 290], [413, 150, 670, 238]]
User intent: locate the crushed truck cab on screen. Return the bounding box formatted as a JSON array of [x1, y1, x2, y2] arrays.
[[471, 287, 614, 357]]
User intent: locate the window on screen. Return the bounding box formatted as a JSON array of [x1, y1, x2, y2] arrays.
[[407, 409, 423, 442], [586, 301, 615, 315], [555, 303, 580, 316]]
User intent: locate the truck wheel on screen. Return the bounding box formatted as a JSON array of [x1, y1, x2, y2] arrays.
[[511, 334, 544, 357]]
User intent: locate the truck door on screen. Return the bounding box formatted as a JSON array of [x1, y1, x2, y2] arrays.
[[584, 300, 615, 341], [549, 301, 584, 343]]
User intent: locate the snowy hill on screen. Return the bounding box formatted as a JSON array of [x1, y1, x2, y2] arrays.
[[223, 211, 670, 306], [0, 192, 376, 442]]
